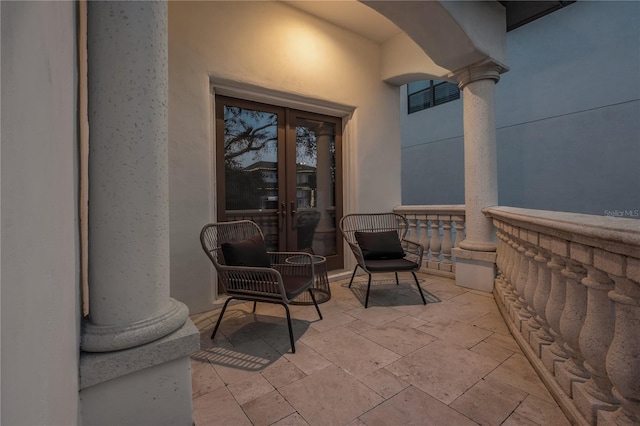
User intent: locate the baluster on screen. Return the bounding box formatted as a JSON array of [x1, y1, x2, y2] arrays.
[[557, 256, 590, 397], [494, 228, 509, 301], [502, 231, 519, 311], [506, 235, 523, 315], [407, 216, 418, 243], [506, 228, 519, 290], [512, 237, 532, 327], [419, 217, 430, 266], [452, 215, 464, 276], [523, 232, 541, 342], [602, 256, 640, 425], [571, 247, 617, 424], [441, 216, 453, 266], [428, 215, 441, 266], [452, 215, 465, 248], [543, 253, 570, 373], [505, 232, 520, 312], [531, 246, 554, 356]]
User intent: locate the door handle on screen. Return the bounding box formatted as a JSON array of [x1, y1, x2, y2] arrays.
[[277, 202, 286, 232], [290, 201, 297, 217]]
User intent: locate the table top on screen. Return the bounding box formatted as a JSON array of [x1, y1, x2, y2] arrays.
[[285, 254, 326, 265]]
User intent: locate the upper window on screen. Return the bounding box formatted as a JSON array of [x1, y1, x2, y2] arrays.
[[407, 80, 460, 114]]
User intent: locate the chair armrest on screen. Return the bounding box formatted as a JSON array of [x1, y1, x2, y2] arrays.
[[401, 239, 424, 264], [344, 240, 367, 267], [217, 264, 286, 298]]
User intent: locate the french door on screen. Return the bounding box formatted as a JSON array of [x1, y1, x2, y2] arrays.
[[215, 96, 343, 270]]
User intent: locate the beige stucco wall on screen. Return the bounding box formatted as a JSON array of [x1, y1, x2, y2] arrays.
[[168, 1, 402, 313], [1, 1, 81, 424]]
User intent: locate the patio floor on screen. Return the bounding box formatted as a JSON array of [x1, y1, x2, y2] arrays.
[[189, 272, 570, 426]]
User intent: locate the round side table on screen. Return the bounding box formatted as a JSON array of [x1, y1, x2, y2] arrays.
[[286, 255, 331, 305]]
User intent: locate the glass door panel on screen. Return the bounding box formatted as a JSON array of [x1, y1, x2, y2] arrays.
[[216, 97, 343, 269], [287, 111, 343, 269], [216, 97, 285, 251]]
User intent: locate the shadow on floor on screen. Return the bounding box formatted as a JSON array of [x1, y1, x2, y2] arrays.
[[347, 277, 442, 307]]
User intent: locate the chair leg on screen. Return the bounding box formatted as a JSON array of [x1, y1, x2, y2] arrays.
[[211, 297, 234, 339], [308, 289, 323, 320], [364, 274, 372, 308], [395, 272, 399, 285], [348, 265, 359, 288], [252, 301, 257, 313], [281, 303, 295, 353], [412, 272, 427, 305]]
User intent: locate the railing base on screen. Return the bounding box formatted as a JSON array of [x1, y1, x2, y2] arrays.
[[573, 382, 619, 426], [419, 267, 455, 280], [494, 286, 590, 426]]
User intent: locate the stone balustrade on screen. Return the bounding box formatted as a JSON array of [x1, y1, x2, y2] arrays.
[[484, 206, 640, 426], [394, 205, 466, 278]]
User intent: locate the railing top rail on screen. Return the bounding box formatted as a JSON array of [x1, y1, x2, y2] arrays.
[[394, 205, 466, 215], [485, 206, 640, 257]]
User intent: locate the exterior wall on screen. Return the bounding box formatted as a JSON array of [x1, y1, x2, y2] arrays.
[[401, 1, 640, 218], [168, 1, 402, 313], [1, 2, 81, 425]]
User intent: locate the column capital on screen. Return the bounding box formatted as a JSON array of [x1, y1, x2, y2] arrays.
[[453, 59, 506, 90]]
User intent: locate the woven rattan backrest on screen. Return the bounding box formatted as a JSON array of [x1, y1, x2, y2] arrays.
[[339, 213, 408, 245], [200, 220, 265, 268]]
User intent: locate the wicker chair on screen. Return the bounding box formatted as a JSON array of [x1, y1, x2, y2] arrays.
[[200, 220, 323, 353], [339, 213, 427, 308]]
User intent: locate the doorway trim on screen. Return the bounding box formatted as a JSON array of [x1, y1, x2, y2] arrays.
[[208, 77, 358, 293]]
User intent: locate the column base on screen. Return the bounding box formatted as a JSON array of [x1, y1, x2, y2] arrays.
[[82, 298, 189, 352], [80, 319, 199, 425], [451, 248, 496, 292], [80, 357, 193, 426]]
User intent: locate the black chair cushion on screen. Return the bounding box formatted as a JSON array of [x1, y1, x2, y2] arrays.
[[221, 235, 271, 267], [364, 258, 419, 272], [354, 230, 405, 260]]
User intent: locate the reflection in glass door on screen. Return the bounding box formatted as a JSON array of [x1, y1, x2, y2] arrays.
[[287, 112, 342, 269], [216, 98, 284, 251], [216, 96, 343, 269]]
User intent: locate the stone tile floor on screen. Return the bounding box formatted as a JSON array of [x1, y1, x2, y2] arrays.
[[190, 272, 570, 426]]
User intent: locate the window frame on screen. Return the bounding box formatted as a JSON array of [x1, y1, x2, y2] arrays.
[[407, 80, 460, 114]]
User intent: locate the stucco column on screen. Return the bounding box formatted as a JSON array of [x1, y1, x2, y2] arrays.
[[82, 0, 188, 352], [451, 61, 502, 292], [79, 3, 198, 424]]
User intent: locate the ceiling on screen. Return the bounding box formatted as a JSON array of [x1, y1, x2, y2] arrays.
[[281, 1, 575, 43], [281, 1, 401, 43]]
